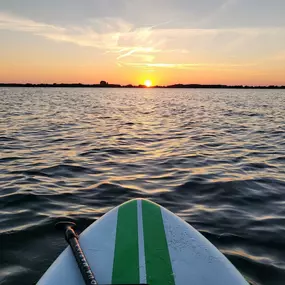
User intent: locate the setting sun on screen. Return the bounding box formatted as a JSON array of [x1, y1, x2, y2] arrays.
[[144, 80, 152, 87]]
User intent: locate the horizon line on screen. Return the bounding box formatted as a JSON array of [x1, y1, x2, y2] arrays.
[[0, 82, 284, 89]]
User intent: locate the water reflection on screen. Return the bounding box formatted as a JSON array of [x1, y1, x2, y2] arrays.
[[0, 88, 285, 285]]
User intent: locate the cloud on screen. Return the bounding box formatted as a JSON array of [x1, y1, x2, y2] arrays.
[[0, 12, 131, 50], [116, 47, 160, 60], [0, 12, 65, 33], [1, 11, 285, 69], [119, 62, 257, 70]]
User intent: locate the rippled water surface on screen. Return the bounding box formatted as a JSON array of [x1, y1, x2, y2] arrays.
[[0, 88, 285, 285]]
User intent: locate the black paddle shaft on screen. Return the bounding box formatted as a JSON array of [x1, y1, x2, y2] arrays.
[[56, 222, 98, 285]]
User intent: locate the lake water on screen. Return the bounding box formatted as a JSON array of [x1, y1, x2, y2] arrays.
[[0, 87, 285, 285]]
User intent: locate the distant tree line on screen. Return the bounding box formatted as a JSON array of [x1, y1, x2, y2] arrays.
[[0, 82, 284, 89]]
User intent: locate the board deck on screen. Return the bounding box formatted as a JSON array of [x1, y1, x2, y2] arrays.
[[38, 199, 248, 284]]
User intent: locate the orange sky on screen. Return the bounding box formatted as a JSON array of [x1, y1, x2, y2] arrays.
[[1, 1, 285, 86], [2, 58, 284, 86]]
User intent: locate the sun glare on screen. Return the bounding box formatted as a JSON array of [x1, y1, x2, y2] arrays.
[[144, 80, 152, 87]]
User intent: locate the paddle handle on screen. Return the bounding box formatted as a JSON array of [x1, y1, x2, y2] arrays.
[[64, 225, 98, 285]]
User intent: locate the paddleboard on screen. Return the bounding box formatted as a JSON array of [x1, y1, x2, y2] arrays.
[[38, 199, 248, 284]]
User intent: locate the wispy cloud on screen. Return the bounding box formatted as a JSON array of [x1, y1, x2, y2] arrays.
[[0, 12, 65, 33], [0, 12, 130, 50], [119, 62, 257, 70], [116, 47, 160, 60], [1, 11, 285, 70]]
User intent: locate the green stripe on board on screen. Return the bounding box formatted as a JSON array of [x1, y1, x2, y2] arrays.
[[142, 200, 175, 285], [112, 200, 139, 284]]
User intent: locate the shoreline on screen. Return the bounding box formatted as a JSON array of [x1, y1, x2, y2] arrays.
[[0, 83, 284, 89]]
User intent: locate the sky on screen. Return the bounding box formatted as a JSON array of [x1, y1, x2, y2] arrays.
[[0, 0, 285, 85]]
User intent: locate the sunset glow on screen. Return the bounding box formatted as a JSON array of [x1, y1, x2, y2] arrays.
[[144, 80, 152, 87], [0, 1, 285, 85]]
